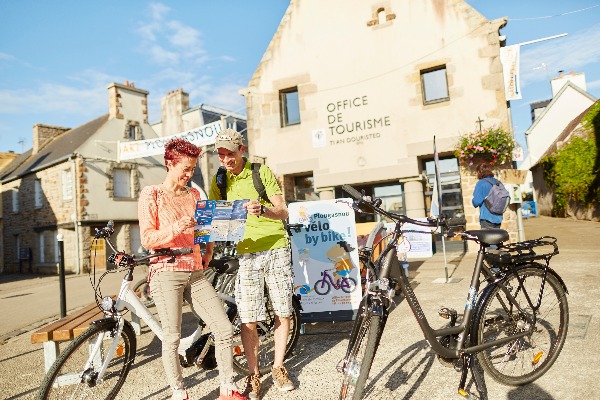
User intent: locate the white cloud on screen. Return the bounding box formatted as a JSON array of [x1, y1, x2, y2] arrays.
[[0, 69, 109, 119], [0, 52, 16, 61], [520, 23, 600, 86], [136, 2, 207, 66]]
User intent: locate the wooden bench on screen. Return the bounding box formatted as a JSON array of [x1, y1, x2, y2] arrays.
[[31, 300, 141, 373]]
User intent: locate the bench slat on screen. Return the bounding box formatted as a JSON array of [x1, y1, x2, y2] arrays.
[[52, 307, 106, 341], [31, 302, 100, 344]]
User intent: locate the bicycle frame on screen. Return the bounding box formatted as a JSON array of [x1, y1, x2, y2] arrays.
[[90, 268, 205, 383], [373, 223, 535, 361]]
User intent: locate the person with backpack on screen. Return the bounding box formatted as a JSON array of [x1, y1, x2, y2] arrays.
[[207, 129, 296, 400], [472, 162, 510, 229]]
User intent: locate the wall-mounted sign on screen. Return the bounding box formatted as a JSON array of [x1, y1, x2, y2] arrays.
[[311, 128, 327, 148], [325, 95, 390, 146]]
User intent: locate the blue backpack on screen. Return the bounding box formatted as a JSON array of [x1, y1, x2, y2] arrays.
[[484, 178, 510, 215]]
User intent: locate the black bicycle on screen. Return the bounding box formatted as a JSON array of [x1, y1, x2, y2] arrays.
[[337, 185, 568, 399]]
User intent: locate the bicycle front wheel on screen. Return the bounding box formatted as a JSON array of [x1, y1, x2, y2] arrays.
[[37, 320, 136, 400], [473, 264, 568, 386], [232, 297, 301, 375], [339, 304, 384, 400]]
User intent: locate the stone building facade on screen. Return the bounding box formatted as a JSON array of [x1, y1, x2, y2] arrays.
[[0, 83, 166, 274], [243, 0, 520, 244]]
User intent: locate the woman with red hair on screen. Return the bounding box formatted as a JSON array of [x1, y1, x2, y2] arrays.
[[138, 138, 245, 400]]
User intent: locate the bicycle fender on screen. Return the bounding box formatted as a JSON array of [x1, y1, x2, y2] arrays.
[[91, 317, 136, 333], [470, 263, 568, 343], [292, 294, 303, 311]]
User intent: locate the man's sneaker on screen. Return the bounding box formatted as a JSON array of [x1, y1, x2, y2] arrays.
[[171, 388, 188, 400], [243, 373, 261, 399], [272, 366, 295, 392]]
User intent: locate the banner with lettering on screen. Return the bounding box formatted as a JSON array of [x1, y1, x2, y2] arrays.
[[288, 199, 361, 322], [118, 120, 223, 160], [500, 44, 522, 101]]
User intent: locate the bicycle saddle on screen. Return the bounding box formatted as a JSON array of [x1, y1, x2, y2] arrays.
[[464, 229, 509, 245]]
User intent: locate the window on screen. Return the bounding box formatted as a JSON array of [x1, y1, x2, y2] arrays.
[[113, 168, 132, 198], [294, 175, 319, 201], [62, 169, 73, 201], [38, 230, 58, 263], [421, 66, 449, 104], [125, 121, 140, 140], [424, 158, 463, 219], [11, 188, 19, 212], [377, 8, 386, 24], [35, 179, 43, 208], [280, 88, 300, 127], [373, 184, 405, 217]]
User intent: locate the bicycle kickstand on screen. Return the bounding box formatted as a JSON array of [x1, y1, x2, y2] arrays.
[[457, 353, 480, 400]]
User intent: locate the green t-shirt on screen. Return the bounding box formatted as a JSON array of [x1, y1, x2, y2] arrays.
[[208, 161, 288, 254]]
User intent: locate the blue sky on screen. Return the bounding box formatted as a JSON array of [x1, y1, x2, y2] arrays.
[[1, 1, 599, 155]]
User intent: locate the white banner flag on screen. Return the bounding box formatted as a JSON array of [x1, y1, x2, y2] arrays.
[[118, 120, 223, 161], [500, 44, 522, 101]]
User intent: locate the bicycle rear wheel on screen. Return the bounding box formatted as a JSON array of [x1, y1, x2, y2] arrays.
[[473, 264, 568, 386], [232, 296, 301, 375], [37, 320, 136, 400], [339, 301, 384, 400]]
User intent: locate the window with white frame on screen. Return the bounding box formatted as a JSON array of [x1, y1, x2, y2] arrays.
[[280, 87, 300, 127], [12, 188, 19, 212], [62, 169, 73, 201], [35, 179, 43, 208], [421, 66, 449, 104], [113, 168, 132, 198]]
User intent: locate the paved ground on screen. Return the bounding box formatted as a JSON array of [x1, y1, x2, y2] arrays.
[[0, 215, 598, 399]]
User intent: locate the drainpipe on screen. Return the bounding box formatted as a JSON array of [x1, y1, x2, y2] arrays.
[[71, 156, 81, 274]]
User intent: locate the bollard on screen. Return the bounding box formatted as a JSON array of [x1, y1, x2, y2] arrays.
[[57, 234, 67, 318]]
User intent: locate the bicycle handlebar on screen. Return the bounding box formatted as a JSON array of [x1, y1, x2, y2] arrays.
[[95, 221, 194, 268], [341, 184, 465, 234]]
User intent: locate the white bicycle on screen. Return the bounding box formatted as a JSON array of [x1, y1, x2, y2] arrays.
[[36, 221, 301, 399]]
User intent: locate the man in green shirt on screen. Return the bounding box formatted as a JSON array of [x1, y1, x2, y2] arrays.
[[207, 129, 295, 399]]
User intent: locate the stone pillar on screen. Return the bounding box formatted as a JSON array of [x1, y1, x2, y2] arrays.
[[319, 187, 335, 200], [402, 179, 426, 218]]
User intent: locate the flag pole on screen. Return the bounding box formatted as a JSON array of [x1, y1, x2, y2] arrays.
[[433, 136, 449, 282]]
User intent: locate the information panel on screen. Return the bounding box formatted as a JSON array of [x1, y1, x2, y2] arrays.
[[288, 199, 362, 322]]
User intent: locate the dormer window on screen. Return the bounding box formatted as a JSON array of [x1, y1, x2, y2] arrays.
[[125, 121, 141, 140]]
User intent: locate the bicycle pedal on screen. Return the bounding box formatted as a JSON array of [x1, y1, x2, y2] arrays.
[[438, 307, 457, 320], [457, 388, 479, 399]]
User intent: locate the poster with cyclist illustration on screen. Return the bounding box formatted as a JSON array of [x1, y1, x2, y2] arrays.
[[288, 199, 362, 322]]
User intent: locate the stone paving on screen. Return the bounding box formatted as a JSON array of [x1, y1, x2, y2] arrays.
[[0, 216, 598, 399]]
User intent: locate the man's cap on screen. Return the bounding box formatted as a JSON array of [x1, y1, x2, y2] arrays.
[[214, 129, 244, 151]]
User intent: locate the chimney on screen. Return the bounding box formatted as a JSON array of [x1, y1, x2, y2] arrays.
[[160, 88, 190, 136], [550, 71, 587, 98], [32, 124, 70, 155], [107, 82, 150, 122]]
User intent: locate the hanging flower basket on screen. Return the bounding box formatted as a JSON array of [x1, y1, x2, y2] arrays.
[[454, 127, 516, 166]]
